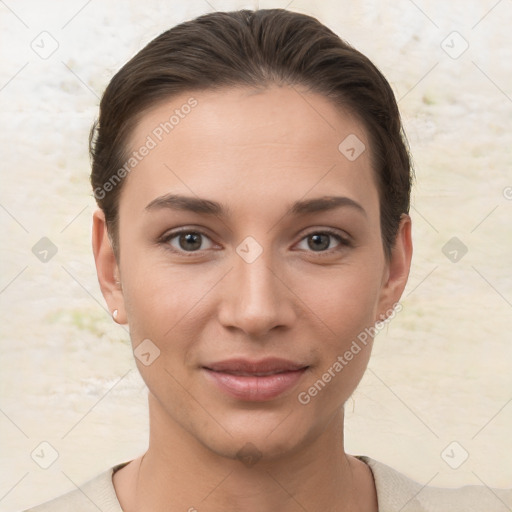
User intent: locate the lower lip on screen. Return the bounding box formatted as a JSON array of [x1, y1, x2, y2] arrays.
[[203, 368, 307, 401]]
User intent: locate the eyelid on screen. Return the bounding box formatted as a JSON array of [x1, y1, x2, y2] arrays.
[[158, 226, 352, 256], [158, 227, 218, 256], [294, 228, 353, 253]]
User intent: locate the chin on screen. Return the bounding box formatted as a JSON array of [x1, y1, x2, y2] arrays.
[[203, 432, 302, 466], [190, 407, 326, 466]]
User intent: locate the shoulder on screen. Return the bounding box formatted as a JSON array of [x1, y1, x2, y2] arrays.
[[20, 462, 129, 512], [357, 455, 512, 512]]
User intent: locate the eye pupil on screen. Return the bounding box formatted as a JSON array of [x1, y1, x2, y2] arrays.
[[168, 231, 343, 255], [180, 232, 202, 251], [308, 234, 330, 251]]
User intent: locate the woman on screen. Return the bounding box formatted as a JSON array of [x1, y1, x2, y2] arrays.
[[23, 8, 511, 512]]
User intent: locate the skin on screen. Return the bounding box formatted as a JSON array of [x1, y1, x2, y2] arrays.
[[92, 84, 412, 512]]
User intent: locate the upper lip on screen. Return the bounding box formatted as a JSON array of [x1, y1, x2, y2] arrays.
[[203, 358, 309, 375]]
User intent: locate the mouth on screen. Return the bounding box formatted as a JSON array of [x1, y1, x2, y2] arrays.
[[202, 358, 309, 401]]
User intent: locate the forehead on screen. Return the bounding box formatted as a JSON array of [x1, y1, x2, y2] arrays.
[[130, 84, 367, 155], [121, 85, 379, 220]]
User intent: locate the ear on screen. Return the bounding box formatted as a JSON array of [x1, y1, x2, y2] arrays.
[[92, 208, 127, 324], [375, 213, 413, 322]]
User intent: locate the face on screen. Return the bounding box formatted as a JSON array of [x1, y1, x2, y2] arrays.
[[93, 84, 412, 462]]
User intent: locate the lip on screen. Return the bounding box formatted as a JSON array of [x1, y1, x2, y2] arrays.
[[202, 358, 309, 401]]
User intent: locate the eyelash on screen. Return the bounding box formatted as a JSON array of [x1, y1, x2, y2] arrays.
[[158, 227, 352, 258]]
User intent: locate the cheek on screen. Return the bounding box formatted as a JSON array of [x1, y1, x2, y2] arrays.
[[121, 256, 210, 340], [293, 262, 382, 406], [294, 259, 383, 341], [120, 263, 205, 411]]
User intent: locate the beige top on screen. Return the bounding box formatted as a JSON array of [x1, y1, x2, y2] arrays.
[[21, 456, 512, 511]]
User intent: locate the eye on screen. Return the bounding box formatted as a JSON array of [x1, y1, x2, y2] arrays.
[[160, 229, 215, 254], [296, 230, 352, 253], [158, 227, 352, 257]]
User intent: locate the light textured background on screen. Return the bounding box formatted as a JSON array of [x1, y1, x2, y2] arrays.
[[0, 0, 511, 510]]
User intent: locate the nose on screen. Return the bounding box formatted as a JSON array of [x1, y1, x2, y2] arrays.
[[217, 244, 297, 338]]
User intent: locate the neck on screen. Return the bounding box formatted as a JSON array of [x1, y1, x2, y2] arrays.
[[114, 393, 376, 512]]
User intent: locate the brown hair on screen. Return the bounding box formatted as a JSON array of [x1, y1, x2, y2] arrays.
[[90, 8, 413, 261]]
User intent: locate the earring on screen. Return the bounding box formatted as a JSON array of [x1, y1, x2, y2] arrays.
[[112, 309, 119, 321]]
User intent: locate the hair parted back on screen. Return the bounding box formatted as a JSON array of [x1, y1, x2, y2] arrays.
[[90, 8, 413, 261]]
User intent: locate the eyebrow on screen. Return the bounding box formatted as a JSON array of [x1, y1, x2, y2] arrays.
[[144, 193, 367, 218]]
